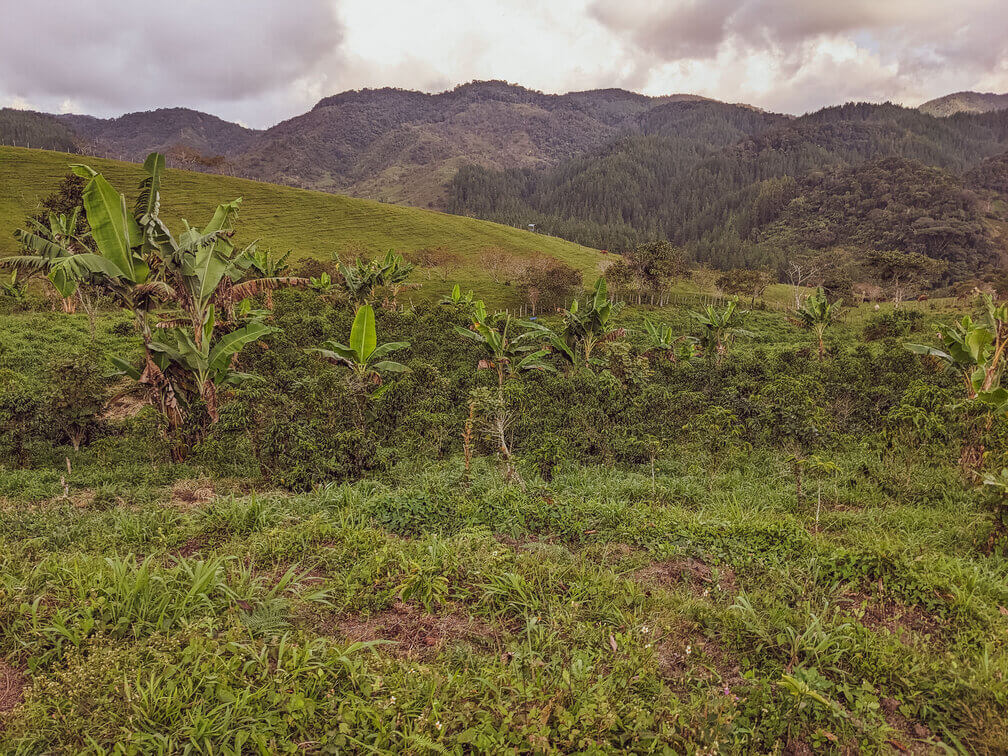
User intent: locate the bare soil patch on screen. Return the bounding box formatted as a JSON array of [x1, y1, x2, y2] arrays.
[[880, 696, 941, 754], [840, 591, 944, 644], [0, 660, 26, 717], [633, 556, 737, 597], [316, 601, 502, 659], [101, 391, 148, 422], [169, 479, 217, 508]]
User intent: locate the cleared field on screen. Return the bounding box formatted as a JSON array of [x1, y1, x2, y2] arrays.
[[0, 146, 604, 304]]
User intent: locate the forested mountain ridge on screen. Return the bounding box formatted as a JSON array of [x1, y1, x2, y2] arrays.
[[55, 107, 260, 163], [448, 102, 1008, 276], [6, 83, 1008, 281]]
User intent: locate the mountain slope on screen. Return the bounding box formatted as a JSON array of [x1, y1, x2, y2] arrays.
[[919, 91, 1008, 117], [0, 109, 79, 152], [229, 81, 694, 207], [0, 147, 605, 305], [449, 102, 1008, 271], [56, 107, 260, 163]]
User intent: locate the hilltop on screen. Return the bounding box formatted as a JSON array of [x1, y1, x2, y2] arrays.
[[0, 146, 604, 305], [919, 91, 1008, 117]]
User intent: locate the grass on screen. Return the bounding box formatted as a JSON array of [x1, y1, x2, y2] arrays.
[[0, 450, 1004, 752], [0, 146, 605, 306], [1, 295, 1007, 752]]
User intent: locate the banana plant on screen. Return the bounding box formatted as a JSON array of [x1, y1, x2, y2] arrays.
[[113, 306, 275, 426], [690, 299, 752, 362], [643, 319, 697, 362], [795, 287, 840, 361], [248, 245, 292, 308], [6, 209, 92, 312], [528, 277, 623, 370], [310, 271, 334, 293], [39, 153, 298, 457], [907, 295, 1008, 413], [455, 300, 552, 385], [440, 283, 477, 315], [315, 304, 410, 383], [0, 270, 28, 305], [337, 250, 414, 305]]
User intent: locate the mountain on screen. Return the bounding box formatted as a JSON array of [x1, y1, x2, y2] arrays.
[[919, 91, 1008, 117], [448, 102, 1008, 275], [55, 107, 260, 165], [33, 82, 753, 209], [228, 82, 723, 207]]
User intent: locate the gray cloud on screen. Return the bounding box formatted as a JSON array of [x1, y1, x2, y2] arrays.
[[0, 0, 343, 126], [0, 0, 1006, 125]]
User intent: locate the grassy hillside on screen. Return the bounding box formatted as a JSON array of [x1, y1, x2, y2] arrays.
[[0, 146, 604, 304]]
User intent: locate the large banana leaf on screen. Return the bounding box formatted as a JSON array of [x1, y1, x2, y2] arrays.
[[75, 172, 143, 281], [191, 240, 231, 310], [203, 198, 243, 235], [134, 152, 165, 224], [350, 305, 377, 361], [369, 341, 410, 361], [208, 321, 276, 374], [372, 360, 410, 374]]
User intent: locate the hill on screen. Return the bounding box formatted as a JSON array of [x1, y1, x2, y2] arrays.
[[919, 91, 1008, 117], [0, 109, 79, 152], [0, 146, 605, 305], [38, 82, 758, 209], [56, 107, 260, 163], [449, 102, 1008, 274]]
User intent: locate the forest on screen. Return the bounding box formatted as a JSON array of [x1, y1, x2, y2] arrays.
[[448, 102, 1008, 275]]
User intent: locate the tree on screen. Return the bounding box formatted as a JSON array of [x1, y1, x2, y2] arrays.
[[604, 241, 686, 305], [48, 350, 107, 451], [408, 246, 460, 282], [516, 256, 581, 315], [795, 287, 840, 361], [863, 249, 946, 306], [717, 269, 772, 306]]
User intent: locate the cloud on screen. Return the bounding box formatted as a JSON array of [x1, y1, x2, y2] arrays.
[[588, 0, 1008, 112], [0, 0, 344, 126], [0, 0, 1005, 124]]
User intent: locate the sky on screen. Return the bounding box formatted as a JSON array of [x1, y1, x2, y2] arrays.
[[1, 0, 1006, 129]]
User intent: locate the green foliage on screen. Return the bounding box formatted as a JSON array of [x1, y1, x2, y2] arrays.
[[48, 350, 108, 451], [315, 303, 411, 383], [795, 287, 840, 360], [690, 298, 751, 362]]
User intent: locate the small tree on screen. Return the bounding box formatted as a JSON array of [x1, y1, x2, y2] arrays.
[[48, 351, 107, 451], [717, 269, 772, 306], [516, 256, 581, 315], [863, 249, 945, 307], [795, 287, 840, 361]]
